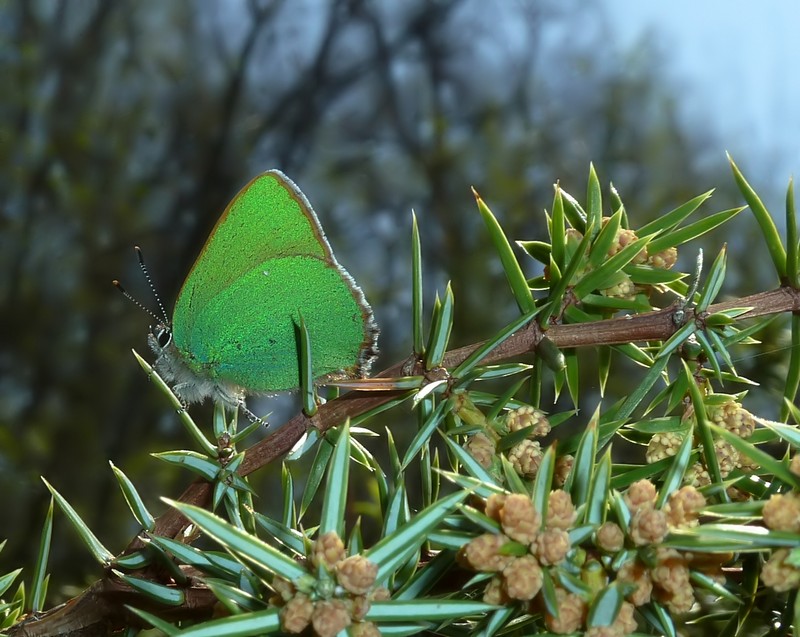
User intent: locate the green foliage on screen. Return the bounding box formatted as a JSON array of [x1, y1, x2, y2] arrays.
[[6, 164, 800, 637]]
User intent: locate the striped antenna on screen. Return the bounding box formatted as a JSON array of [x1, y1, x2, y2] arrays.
[[113, 246, 170, 325]]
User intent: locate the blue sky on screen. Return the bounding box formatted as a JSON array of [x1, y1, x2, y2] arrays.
[[602, 0, 799, 209]]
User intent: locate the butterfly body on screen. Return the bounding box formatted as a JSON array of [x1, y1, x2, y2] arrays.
[[147, 170, 378, 409]]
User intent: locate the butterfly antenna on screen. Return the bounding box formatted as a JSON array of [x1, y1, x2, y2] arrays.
[[112, 246, 170, 325], [134, 246, 171, 325], [112, 279, 163, 324]]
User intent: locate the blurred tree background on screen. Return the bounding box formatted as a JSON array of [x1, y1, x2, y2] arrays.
[[0, 0, 785, 595]]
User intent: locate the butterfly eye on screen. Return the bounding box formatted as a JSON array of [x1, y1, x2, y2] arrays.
[[153, 325, 172, 348]]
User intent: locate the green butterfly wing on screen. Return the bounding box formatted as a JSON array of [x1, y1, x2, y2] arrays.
[[171, 171, 377, 392]]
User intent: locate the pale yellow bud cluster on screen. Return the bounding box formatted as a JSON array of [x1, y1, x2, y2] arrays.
[[281, 593, 314, 633], [546, 489, 577, 530], [707, 398, 756, 438], [554, 454, 574, 486], [647, 246, 678, 269], [336, 556, 379, 595], [534, 528, 571, 565], [608, 226, 648, 264], [597, 220, 677, 301], [459, 403, 558, 480], [464, 432, 496, 470], [543, 587, 587, 634], [624, 479, 657, 513], [310, 600, 351, 637], [624, 480, 667, 545], [595, 521, 625, 552], [617, 558, 653, 606], [684, 462, 711, 488], [617, 480, 722, 615], [507, 439, 544, 478], [500, 405, 554, 480], [498, 493, 541, 543], [650, 548, 695, 614], [763, 492, 800, 532], [544, 219, 675, 305], [630, 507, 668, 546], [460, 480, 729, 634], [713, 438, 739, 477], [600, 274, 637, 300], [502, 555, 544, 600], [761, 549, 800, 591], [276, 531, 383, 637], [617, 534, 727, 616], [461, 532, 514, 572], [664, 485, 706, 528], [676, 398, 760, 491], [460, 491, 581, 618], [312, 531, 347, 570], [646, 431, 685, 463], [505, 405, 551, 438]]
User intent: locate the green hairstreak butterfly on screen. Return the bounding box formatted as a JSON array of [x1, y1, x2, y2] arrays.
[[119, 170, 379, 412]]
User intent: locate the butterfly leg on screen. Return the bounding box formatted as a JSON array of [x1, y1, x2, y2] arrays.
[[238, 399, 266, 426]]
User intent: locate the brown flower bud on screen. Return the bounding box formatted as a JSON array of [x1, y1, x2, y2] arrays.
[[484, 493, 506, 522], [465, 433, 496, 469], [684, 462, 710, 488], [350, 596, 371, 621], [762, 548, 800, 592], [499, 493, 541, 544], [280, 593, 313, 634], [535, 528, 571, 565], [336, 555, 378, 595], [502, 555, 543, 600], [505, 405, 551, 438], [664, 485, 706, 528], [713, 438, 739, 478], [708, 398, 755, 438], [791, 454, 800, 477], [544, 587, 587, 634], [617, 559, 652, 606], [596, 521, 624, 552], [630, 508, 668, 545], [614, 601, 638, 635], [624, 479, 656, 513], [461, 533, 514, 572], [508, 439, 544, 478], [611, 227, 648, 265], [554, 455, 574, 487], [546, 489, 577, 530], [763, 492, 800, 532], [311, 599, 351, 637], [646, 431, 685, 464], [651, 548, 694, 614], [648, 246, 678, 269], [483, 575, 507, 604], [312, 531, 346, 570], [272, 576, 296, 602]]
